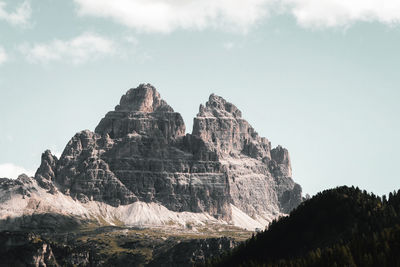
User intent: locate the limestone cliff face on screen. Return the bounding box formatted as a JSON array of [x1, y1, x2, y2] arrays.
[[193, 93, 271, 160], [192, 93, 301, 219], [54, 130, 137, 206], [95, 84, 185, 139], [35, 83, 302, 223], [35, 150, 58, 193]]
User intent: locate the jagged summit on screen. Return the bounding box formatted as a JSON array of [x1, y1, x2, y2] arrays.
[[1, 83, 302, 231], [116, 83, 174, 113], [95, 84, 185, 139], [198, 93, 242, 119], [193, 93, 270, 160]]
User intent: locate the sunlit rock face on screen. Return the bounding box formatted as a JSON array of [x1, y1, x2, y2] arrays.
[[192, 93, 301, 219], [95, 84, 185, 139], [193, 93, 271, 159], [35, 83, 302, 222]]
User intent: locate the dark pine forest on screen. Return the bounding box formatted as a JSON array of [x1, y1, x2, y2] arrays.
[[208, 186, 400, 267]]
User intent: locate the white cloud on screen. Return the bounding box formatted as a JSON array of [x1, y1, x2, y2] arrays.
[[73, 0, 400, 31], [74, 0, 273, 33], [0, 163, 34, 179], [0, 1, 31, 26], [19, 33, 116, 64], [0, 46, 7, 65], [283, 0, 400, 28]]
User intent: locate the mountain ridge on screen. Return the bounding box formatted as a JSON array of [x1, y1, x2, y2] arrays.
[[1, 83, 302, 231]]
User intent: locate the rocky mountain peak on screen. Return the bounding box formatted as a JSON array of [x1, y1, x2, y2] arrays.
[[198, 93, 242, 119], [193, 94, 270, 159], [34, 150, 58, 192], [115, 83, 174, 113], [1, 83, 303, 231], [95, 84, 185, 139], [270, 145, 292, 178]]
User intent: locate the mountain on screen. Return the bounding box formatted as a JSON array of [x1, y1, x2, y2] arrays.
[[209, 186, 400, 267], [0, 83, 302, 232]]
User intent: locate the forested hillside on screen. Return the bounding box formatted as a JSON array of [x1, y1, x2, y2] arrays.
[[209, 186, 400, 267]]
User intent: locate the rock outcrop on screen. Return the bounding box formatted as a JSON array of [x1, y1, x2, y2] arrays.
[[0, 231, 59, 267], [191, 93, 301, 220], [35, 150, 58, 193], [13, 83, 302, 226], [148, 237, 238, 267], [54, 130, 137, 206], [95, 85, 185, 139]]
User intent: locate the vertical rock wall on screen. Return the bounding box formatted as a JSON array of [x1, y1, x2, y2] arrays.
[[36, 84, 302, 222]]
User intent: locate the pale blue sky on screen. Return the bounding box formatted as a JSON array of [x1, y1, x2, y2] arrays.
[[0, 0, 399, 196]]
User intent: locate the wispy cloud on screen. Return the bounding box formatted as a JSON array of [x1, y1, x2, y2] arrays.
[[283, 0, 400, 28], [19, 32, 116, 64], [0, 46, 7, 65], [73, 0, 273, 33], [0, 163, 34, 179], [73, 0, 400, 32], [0, 1, 31, 26]]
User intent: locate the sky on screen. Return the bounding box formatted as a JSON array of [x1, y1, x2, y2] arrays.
[[0, 0, 399, 196]]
